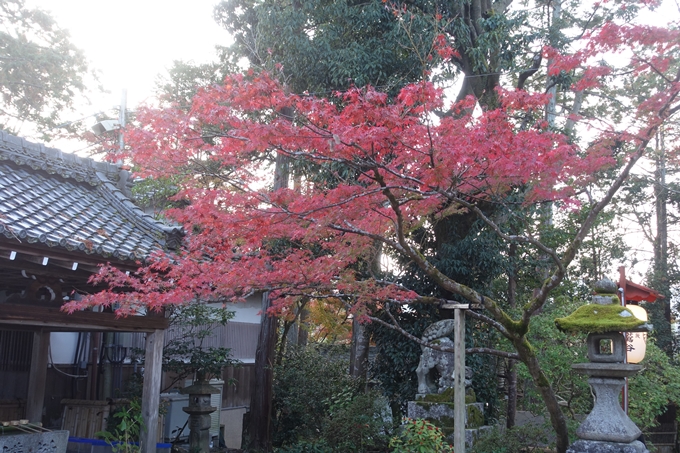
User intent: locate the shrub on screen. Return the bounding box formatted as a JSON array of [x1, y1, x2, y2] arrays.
[[389, 418, 453, 453], [276, 439, 334, 453], [322, 392, 391, 452], [469, 424, 551, 453], [96, 399, 145, 453], [272, 346, 392, 452], [272, 346, 362, 446]]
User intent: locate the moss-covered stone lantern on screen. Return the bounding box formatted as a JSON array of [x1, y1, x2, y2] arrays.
[[555, 278, 652, 453]]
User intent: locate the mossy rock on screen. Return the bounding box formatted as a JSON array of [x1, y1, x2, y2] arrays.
[[424, 405, 483, 429], [554, 304, 645, 333], [416, 400, 454, 410], [421, 387, 477, 404], [428, 415, 455, 428], [440, 426, 454, 437], [466, 404, 484, 429]]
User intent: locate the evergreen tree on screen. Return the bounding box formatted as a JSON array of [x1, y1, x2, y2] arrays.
[[0, 0, 92, 138]]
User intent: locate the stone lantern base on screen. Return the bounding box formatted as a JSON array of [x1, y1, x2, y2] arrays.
[[568, 360, 647, 453], [567, 440, 647, 453]]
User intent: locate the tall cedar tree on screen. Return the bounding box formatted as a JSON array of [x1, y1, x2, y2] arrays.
[[0, 0, 92, 138]]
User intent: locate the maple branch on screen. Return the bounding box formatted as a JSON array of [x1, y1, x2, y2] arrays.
[[368, 310, 519, 360], [632, 56, 673, 84], [466, 348, 518, 360], [523, 125, 666, 322], [368, 167, 520, 336], [465, 308, 510, 337], [450, 196, 565, 274]]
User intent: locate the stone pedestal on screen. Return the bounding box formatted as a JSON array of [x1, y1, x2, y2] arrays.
[[407, 389, 490, 447], [0, 429, 68, 453], [568, 357, 647, 453], [568, 440, 648, 453], [576, 378, 641, 443]]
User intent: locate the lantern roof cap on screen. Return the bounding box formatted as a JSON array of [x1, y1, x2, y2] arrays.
[[554, 304, 646, 333]]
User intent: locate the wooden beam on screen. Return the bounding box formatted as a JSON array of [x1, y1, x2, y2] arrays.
[[140, 329, 164, 453], [0, 304, 169, 332], [441, 303, 472, 310], [0, 241, 137, 271], [26, 330, 49, 423]]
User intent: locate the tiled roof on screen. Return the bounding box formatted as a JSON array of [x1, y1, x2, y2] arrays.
[[0, 131, 183, 261]]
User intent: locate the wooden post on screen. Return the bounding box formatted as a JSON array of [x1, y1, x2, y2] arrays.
[[26, 330, 50, 423], [453, 305, 468, 453], [140, 329, 164, 453]]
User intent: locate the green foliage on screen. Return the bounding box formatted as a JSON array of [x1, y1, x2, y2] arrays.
[[154, 60, 225, 109], [0, 0, 92, 137], [517, 295, 591, 419], [162, 303, 238, 388], [131, 175, 184, 217], [215, 0, 434, 96], [367, 304, 439, 416], [272, 346, 390, 452], [96, 399, 145, 453], [628, 342, 680, 430], [272, 345, 360, 445], [468, 424, 551, 453], [275, 440, 333, 453], [322, 392, 391, 452], [389, 418, 453, 453]]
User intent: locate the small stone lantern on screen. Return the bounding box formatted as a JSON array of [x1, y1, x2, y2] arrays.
[[181, 372, 219, 453], [555, 278, 652, 453]]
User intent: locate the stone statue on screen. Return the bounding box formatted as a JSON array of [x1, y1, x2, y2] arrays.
[[415, 319, 471, 395]]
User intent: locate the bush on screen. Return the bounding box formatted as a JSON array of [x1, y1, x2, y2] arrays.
[[468, 424, 551, 453], [272, 346, 361, 446], [389, 418, 453, 453], [628, 341, 680, 430], [322, 392, 390, 452], [276, 439, 334, 453], [272, 346, 391, 452]]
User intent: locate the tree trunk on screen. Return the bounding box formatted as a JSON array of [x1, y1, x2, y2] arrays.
[[506, 360, 517, 429], [652, 128, 672, 356], [514, 336, 569, 453], [248, 150, 290, 452], [297, 307, 308, 347], [506, 242, 518, 428], [349, 318, 369, 379], [248, 292, 278, 452]]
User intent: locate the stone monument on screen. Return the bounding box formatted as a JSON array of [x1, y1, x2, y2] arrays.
[[407, 319, 488, 447], [181, 372, 220, 453], [555, 278, 652, 453]]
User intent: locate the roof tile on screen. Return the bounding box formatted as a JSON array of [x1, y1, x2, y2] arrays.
[[0, 131, 184, 261]]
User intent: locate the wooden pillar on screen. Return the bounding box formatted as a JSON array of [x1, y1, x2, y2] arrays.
[[453, 305, 468, 453], [26, 330, 50, 423], [140, 329, 164, 453]]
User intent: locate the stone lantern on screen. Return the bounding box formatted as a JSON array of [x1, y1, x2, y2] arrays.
[[555, 278, 652, 453], [181, 372, 219, 453]]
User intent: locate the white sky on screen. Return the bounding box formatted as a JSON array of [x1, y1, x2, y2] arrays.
[[25, 0, 230, 152]]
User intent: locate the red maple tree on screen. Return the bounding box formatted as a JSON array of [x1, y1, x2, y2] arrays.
[[67, 14, 680, 452]]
